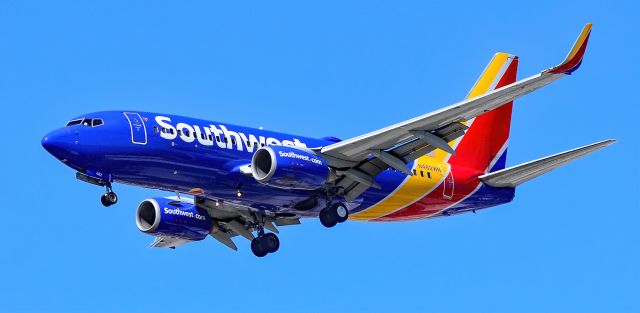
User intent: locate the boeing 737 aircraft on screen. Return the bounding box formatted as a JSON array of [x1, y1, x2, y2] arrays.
[[42, 24, 614, 257]]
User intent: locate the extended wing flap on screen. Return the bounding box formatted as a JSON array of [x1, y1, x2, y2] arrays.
[[209, 232, 238, 251], [150, 236, 191, 249], [479, 139, 616, 188]]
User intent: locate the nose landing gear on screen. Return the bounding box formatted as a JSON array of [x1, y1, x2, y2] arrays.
[[319, 202, 349, 228], [100, 185, 118, 207]]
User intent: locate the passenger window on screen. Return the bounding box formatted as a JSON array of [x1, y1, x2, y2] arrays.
[[231, 138, 236, 145], [413, 169, 417, 175], [208, 134, 213, 141], [420, 171, 424, 177], [427, 172, 431, 179], [177, 130, 182, 136], [169, 129, 175, 134], [153, 126, 159, 133], [216, 136, 221, 142], [92, 119, 103, 127]]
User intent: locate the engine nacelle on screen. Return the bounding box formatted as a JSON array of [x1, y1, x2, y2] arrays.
[[251, 145, 329, 190], [135, 198, 212, 241]]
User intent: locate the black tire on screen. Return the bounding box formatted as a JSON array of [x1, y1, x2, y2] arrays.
[[107, 192, 118, 204], [333, 203, 349, 223], [264, 233, 280, 253], [251, 237, 268, 257], [319, 207, 338, 228], [100, 194, 111, 207]]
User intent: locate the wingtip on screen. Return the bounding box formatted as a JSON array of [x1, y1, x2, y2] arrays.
[[591, 139, 617, 148], [547, 23, 593, 75]]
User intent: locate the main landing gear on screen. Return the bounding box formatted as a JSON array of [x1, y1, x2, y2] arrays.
[[319, 202, 349, 228], [250, 231, 280, 257], [100, 185, 118, 207]]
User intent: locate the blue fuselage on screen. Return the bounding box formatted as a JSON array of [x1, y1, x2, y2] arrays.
[[42, 111, 514, 220]]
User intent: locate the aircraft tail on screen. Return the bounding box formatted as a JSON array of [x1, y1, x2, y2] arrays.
[[447, 52, 518, 172], [479, 140, 616, 187]]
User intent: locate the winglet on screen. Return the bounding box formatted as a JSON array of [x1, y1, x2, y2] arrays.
[[547, 23, 593, 75]]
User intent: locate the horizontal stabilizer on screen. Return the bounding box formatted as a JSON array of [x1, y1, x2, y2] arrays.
[[479, 139, 616, 188]]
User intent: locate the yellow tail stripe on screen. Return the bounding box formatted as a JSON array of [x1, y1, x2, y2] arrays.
[[350, 52, 512, 221]]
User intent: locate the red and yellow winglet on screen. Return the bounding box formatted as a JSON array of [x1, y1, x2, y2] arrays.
[[547, 23, 592, 75]]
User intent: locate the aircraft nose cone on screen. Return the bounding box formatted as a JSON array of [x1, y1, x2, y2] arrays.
[[41, 134, 54, 151], [42, 128, 74, 160]]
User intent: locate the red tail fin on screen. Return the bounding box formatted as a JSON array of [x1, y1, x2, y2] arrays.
[[449, 53, 518, 172]]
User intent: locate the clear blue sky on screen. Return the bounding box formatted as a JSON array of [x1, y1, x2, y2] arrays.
[[1, 1, 638, 312]]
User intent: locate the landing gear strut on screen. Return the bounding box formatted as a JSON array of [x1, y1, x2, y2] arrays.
[[250, 231, 280, 257], [319, 202, 349, 228], [100, 185, 118, 207]]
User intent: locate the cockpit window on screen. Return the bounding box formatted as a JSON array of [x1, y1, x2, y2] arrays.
[[65, 118, 104, 127], [65, 119, 83, 126]]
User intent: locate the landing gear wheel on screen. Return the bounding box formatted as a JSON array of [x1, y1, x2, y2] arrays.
[[319, 207, 338, 228], [250, 233, 280, 257], [100, 194, 110, 207], [101, 191, 118, 207], [333, 203, 349, 223], [251, 237, 268, 257], [264, 233, 280, 253], [107, 192, 117, 204]]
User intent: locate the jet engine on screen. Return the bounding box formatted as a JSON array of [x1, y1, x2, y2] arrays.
[[135, 198, 212, 241], [251, 145, 329, 190]]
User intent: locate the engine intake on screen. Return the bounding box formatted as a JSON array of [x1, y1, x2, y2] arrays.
[[251, 146, 329, 190], [135, 198, 212, 241]]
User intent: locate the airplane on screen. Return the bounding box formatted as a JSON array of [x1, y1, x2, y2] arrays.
[[42, 23, 615, 257]]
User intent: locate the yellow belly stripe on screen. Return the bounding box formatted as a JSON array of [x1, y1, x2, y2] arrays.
[[350, 156, 447, 221]]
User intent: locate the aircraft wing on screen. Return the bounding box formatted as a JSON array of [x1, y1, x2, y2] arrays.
[[320, 24, 592, 201], [195, 196, 300, 251]]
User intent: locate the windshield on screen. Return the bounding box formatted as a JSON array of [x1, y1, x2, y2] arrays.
[[65, 118, 104, 127]]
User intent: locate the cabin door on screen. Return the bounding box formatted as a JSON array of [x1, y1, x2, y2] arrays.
[[124, 112, 148, 145], [441, 165, 454, 200]]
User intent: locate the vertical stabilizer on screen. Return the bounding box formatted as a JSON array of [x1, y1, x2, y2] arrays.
[[448, 53, 518, 172]]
